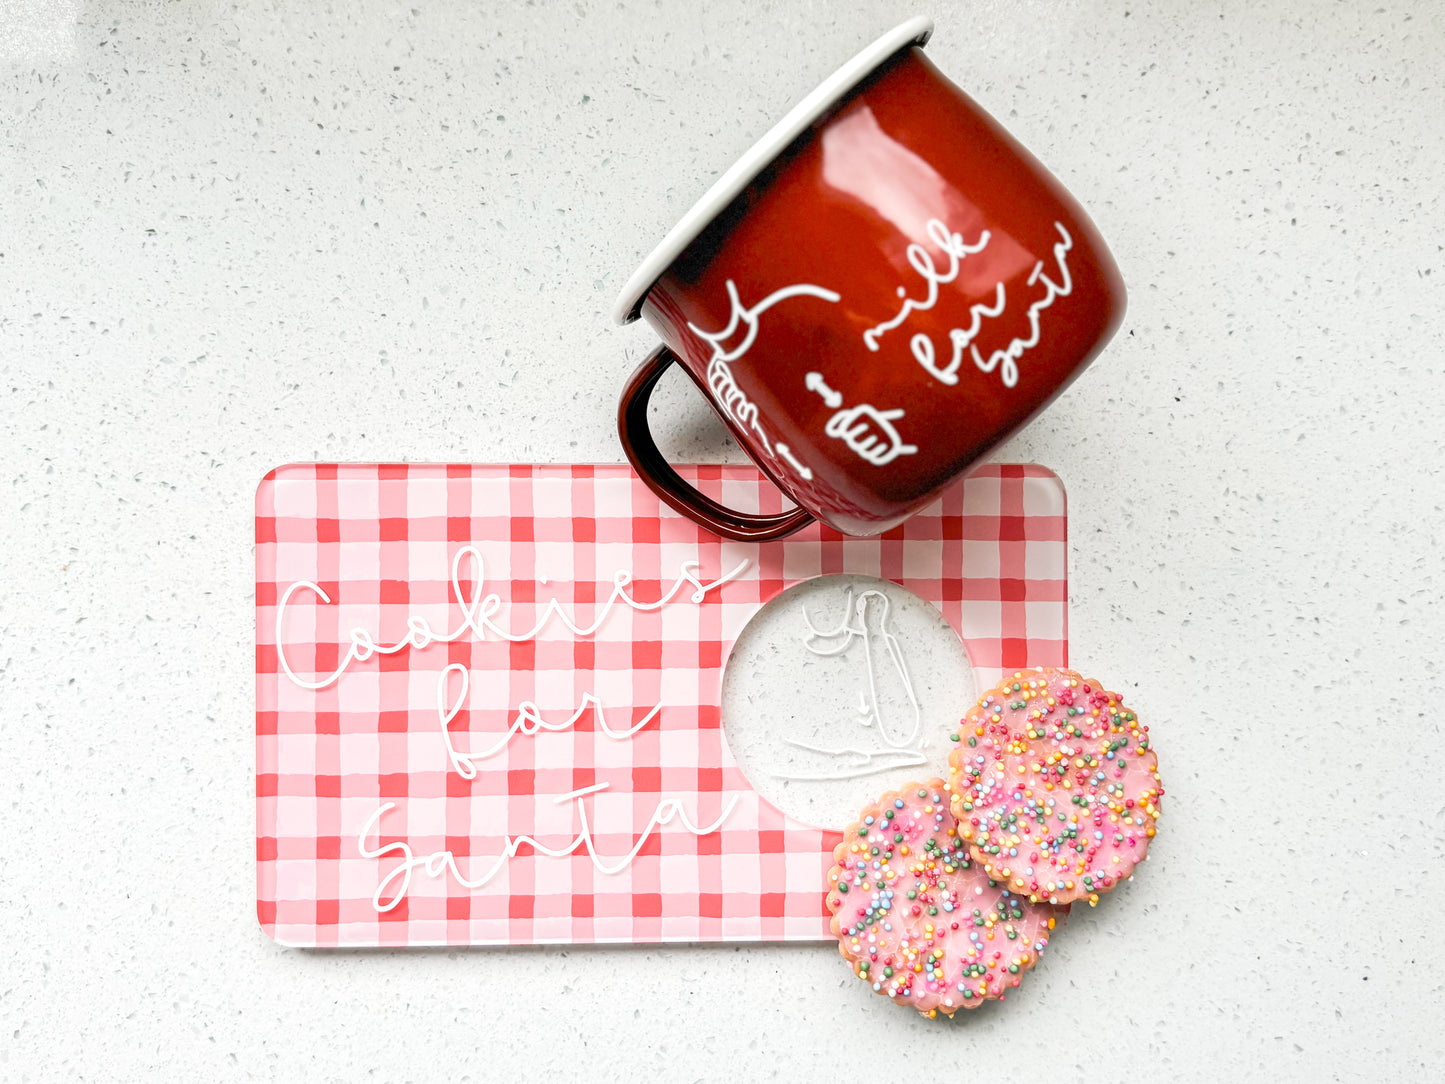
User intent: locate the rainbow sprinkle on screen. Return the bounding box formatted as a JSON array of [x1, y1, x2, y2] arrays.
[[825, 780, 1066, 1018], [948, 669, 1163, 906]]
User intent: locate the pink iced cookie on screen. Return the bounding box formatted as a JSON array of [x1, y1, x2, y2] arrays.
[[825, 780, 1066, 1017], [948, 669, 1163, 906]]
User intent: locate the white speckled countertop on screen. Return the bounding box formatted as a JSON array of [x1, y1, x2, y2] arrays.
[[3, 1, 1443, 1079]]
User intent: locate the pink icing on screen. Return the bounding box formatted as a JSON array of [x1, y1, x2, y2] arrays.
[[949, 669, 1163, 906], [826, 780, 1066, 1017]]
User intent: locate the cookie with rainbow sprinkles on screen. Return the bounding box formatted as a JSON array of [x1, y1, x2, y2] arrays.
[[825, 780, 1066, 1017], [948, 668, 1162, 907]]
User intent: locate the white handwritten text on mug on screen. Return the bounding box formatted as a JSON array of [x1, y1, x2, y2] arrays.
[[685, 217, 1074, 475], [870, 219, 1075, 390]]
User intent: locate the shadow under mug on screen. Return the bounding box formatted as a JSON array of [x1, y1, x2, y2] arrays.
[[614, 17, 1126, 541]]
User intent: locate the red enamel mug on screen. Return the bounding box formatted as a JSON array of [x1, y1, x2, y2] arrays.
[[615, 17, 1125, 540]]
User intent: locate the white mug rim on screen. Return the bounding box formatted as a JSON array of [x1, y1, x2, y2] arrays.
[[611, 16, 935, 326]]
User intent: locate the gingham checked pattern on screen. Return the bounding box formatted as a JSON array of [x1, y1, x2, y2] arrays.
[[256, 462, 1067, 947]]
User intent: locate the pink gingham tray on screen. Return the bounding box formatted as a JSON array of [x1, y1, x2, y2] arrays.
[[255, 463, 1067, 947]]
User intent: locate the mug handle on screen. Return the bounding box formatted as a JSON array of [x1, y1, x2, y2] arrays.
[[618, 344, 817, 542]]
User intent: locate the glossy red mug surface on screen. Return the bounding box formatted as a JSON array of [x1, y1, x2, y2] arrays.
[[616, 21, 1125, 540]]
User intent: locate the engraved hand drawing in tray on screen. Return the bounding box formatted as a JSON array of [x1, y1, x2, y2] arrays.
[[255, 463, 1067, 947]]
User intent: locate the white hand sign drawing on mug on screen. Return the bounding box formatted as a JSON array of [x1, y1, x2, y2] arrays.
[[823, 403, 919, 466], [687, 279, 841, 462]]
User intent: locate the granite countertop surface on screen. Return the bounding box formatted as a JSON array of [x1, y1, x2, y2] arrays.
[[3, 0, 1442, 1079]]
